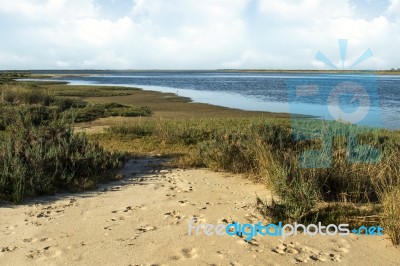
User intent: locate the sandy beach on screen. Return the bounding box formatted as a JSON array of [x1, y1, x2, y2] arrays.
[[1, 158, 399, 265], [2, 0, 400, 264]]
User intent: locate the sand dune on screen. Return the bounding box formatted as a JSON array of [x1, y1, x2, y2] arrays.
[[1, 158, 399, 265]]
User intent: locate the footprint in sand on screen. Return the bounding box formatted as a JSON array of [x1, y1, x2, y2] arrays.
[[2, 225, 17, 236], [183, 186, 195, 193], [23, 237, 52, 243], [330, 238, 351, 254], [109, 205, 148, 221], [217, 218, 232, 224], [116, 234, 140, 244], [167, 179, 177, 185], [170, 248, 198, 261], [103, 225, 115, 231], [169, 186, 180, 192], [244, 213, 261, 223], [272, 240, 344, 263], [28, 246, 62, 260], [190, 214, 207, 225], [178, 200, 189, 206], [25, 198, 77, 224], [168, 182, 195, 193], [1, 246, 19, 255], [236, 234, 262, 252], [166, 193, 177, 199], [112, 205, 148, 214], [163, 211, 185, 225], [239, 204, 252, 211], [136, 225, 158, 233], [130, 225, 158, 239], [107, 216, 126, 222], [181, 248, 198, 259]]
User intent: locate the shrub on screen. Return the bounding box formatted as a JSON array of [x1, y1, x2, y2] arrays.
[[74, 103, 152, 123], [381, 187, 400, 245], [106, 118, 400, 242], [0, 105, 124, 203]]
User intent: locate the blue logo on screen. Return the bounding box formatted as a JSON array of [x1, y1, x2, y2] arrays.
[[188, 219, 383, 241], [288, 39, 382, 168]]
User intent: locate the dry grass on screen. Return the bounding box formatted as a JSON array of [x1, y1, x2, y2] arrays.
[[32, 82, 291, 120], [0, 81, 134, 202], [9, 80, 400, 246], [94, 117, 400, 245], [381, 188, 400, 245]]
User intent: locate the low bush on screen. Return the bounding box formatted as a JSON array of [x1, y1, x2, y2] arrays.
[[0, 84, 129, 203], [74, 103, 152, 123], [103, 118, 400, 244], [0, 105, 124, 203]]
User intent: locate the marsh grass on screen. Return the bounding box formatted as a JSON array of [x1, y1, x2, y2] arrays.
[[72, 103, 152, 123], [381, 188, 400, 245], [52, 86, 135, 97], [371, 148, 400, 245], [0, 83, 128, 203], [4, 77, 400, 244], [101, 118, 400, 244], [0, 83, 152, 123], [0, 72, 30, 84], [0, 105, 124, 202]]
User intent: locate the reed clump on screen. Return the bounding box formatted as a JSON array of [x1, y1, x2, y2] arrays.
[[0, 84, 127, 203], [105, 118, 400, 245]]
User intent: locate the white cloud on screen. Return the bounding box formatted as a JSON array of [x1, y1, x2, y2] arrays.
[[0, 0, 99, 21], [0, 0, 399, 69], [386, 0, 400, 15]]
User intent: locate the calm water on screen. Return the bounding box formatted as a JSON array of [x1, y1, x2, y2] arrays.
[[31, 70, 399, 129]]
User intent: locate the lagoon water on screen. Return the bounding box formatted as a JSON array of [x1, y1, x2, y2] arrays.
[[32, 70, 399, 129]]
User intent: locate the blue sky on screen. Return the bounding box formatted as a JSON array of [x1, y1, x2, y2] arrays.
[[0, 0, 399, 69]]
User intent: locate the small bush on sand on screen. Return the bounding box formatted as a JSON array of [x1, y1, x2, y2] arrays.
[[0, 105, 124, 203], [381, 187, 400, 245], [0, 83, 127, 203], [103, 118, 400, 245]]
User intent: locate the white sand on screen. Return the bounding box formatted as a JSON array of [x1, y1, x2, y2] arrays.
[[1, 158, 399, 265]]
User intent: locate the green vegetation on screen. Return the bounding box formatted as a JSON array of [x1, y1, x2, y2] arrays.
[[0, 105, 124, 202], [381, 187, 400, 245], [72, 103, 152, 123], [1, 72, 398, 245], [0, 71, 30, 84], [0, 82, 152, 124], [49, 86, 136, 97], [0, 75, 152, 203], [95, 118, 400, 245]]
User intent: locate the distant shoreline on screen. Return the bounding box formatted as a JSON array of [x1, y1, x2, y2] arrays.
[[17, 77, 394, 130], [222, 69, 400, 75], [3, 69, 400, 76], [18, 79, 295, 121]]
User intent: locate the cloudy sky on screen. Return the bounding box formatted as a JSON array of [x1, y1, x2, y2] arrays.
[[0, 0, 399, 70]]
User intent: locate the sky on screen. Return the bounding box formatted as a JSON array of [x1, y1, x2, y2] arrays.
[[0, 0, 399, 70]]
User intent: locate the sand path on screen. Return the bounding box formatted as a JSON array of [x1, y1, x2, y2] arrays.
[[1, 158, 399, 265]]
